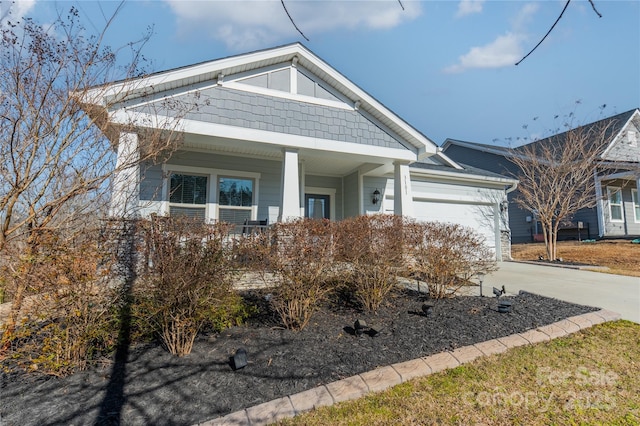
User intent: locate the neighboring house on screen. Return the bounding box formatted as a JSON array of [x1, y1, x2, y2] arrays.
[[82, 43, 516, 260], [443, 108, 640, 243]]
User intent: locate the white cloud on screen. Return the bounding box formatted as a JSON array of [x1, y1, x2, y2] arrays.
[[455, 0, 485, 18], [164, 0, 421, 50], [445, 2, 539, 73], [0, 0, 36, 27], [444, 32, 523, 73]]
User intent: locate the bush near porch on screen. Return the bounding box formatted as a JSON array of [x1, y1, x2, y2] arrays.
[[1, 215, 496, 374]]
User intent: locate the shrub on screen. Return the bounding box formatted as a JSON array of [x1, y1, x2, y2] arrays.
[[267, 219, 337, 330], [1, 231, 118, 376], [405, 220, 497, 299], [335, 215, 404, 312], [133, 217, 248, 356]]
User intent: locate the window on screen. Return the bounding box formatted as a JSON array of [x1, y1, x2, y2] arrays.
[[169, 174, 207, 220], [218, 177, 253, 224], [305, 194, 330, 219], [607, 186, 624, 222], [238, 69, 290, 93], [296, 70, 339, 101], [633, 189, 640, 222]]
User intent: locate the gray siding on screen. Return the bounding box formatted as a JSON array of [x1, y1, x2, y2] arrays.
[[602, 115, 640, 162], [602, 180, 640, 237], [363, 176, 390, 214], [136, 87, 407, 150], [140, 163, 163, 202], [343, 171, 360, 218]]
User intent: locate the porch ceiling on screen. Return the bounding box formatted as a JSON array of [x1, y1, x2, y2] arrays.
[[182, 133, 391, 176]]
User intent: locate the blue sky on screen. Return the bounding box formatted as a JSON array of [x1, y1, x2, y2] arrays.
[[5, 0, 639, 146]]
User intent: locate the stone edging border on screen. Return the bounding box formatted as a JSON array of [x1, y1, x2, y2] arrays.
[[509, 260, 610, 271], [197, 309, 621, 426]]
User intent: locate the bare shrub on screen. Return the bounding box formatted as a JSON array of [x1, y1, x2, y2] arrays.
[[267, 219, 337, 330], [231, 229, 271, 272], [133, 217, 248, 356], [335, 215, 404, 312], [405, 221, 497, 299], [1, 230, 118, 376]]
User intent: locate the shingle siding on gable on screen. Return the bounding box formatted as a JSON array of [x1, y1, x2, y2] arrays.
[[602, 130, 640, 163], [136, 87, 407, 150]]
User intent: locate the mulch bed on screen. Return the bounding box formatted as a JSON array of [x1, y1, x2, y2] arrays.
[[0, 289, 599, 426]]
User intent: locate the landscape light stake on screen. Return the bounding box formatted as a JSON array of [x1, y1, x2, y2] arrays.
[[422, 303, 434, 316], [354, 319, 378, 337], [354, 319, 367, 336], [231, 348, 248, 370], [477, 273, 485, 297], [497, 299, 513, 314]]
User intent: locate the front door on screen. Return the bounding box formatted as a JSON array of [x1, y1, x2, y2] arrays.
[[305, 194, 330, 219]]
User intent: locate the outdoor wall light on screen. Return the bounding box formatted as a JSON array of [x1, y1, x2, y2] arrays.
[[372, 189, 381, 205], [500, 199, 509, 212]]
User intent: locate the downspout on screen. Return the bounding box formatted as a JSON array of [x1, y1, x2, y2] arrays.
[[501, 181, 519, 261], [504, 180, 518, 230], [594, 171, 605, 238]]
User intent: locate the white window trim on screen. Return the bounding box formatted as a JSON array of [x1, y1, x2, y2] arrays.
[[162, 164, 260, 223], [606, 186, 624, 223], [225, 81, 353, 111], [632, 188, 640, 223], [222, 62, 353, 111]]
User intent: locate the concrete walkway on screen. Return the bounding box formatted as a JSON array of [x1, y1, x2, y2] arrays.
[[198, 310, 621, 426], [483, 261, 640, 324]]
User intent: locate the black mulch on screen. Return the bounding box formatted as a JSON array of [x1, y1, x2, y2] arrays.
[[0, 289, 599, 426]]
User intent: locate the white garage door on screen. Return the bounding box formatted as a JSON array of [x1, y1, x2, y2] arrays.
[[413, 200, 498, 255]]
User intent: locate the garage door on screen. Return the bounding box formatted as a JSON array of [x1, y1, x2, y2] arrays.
[[413, 200, 498, 255]]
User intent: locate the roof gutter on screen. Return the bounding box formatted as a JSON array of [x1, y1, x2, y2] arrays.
[[410, 166, 518, 186]]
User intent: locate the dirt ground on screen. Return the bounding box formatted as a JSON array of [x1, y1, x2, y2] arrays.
[[511, 239, 640, 277], [0, 289, 598, 426]]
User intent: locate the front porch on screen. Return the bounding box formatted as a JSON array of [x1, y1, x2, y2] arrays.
[[117, 131, 420, 225], [596, 171, 640, 238]]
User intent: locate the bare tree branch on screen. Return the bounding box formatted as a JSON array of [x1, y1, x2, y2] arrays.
[[517, 0, 604, 66], [588, 0, 603, 18], [281, 0, 309, 42], [508, 119, 617, 260], [516, 0, 571, 66]]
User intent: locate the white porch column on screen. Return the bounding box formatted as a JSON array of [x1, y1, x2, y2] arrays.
[[299, 160, 306, 217], [279, 148, 301, 222], [110, 131, 140, 218], [394, 161, 414, 218]]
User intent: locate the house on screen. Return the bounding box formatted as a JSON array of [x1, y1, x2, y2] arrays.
[[82, 43, 517, 260], [443, 108, 640, 243]]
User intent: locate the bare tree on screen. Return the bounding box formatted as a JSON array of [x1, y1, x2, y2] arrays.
[[0, 5, 187, 349], [509, 120, 615, 261]]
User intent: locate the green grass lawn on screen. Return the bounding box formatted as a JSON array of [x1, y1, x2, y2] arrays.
[[279, 321, 640, 425]]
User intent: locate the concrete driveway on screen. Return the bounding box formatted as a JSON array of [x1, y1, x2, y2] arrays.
[[483, 261, 640, 323]]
